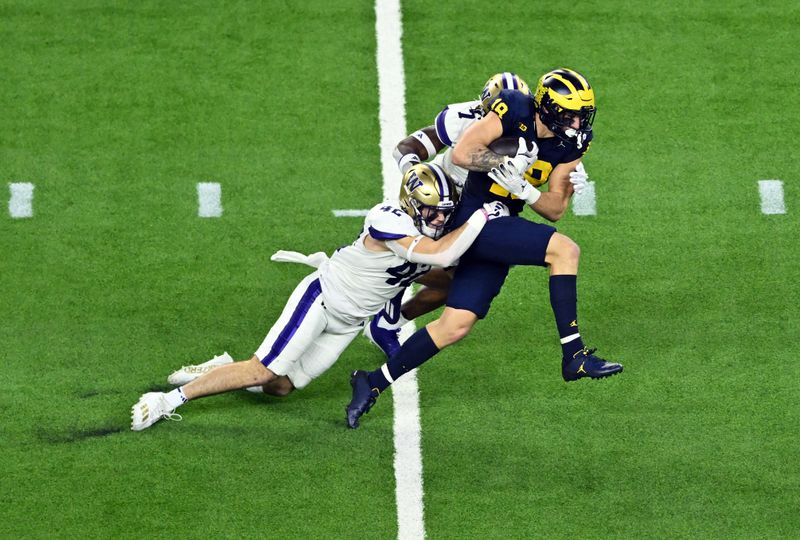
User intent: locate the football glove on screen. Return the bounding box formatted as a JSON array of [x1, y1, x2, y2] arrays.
[[482, 201, 510, 220], [569, 162, 589, 195], [488, 163, 541, 205], [504, 137, 539, 176]]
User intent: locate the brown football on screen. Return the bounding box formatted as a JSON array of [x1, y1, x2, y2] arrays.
[[487, 136, 520, 157]]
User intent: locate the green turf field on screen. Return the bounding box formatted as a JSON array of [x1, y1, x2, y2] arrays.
[[2, 1, 799, 538]]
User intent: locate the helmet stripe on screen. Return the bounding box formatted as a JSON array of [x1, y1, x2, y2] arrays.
[[503, 72, 515, 90], [430, 164, 450, 200], [554, 69, 589, 91], [548, 76, 573, 96]]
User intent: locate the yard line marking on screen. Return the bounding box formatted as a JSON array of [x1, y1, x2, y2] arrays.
[[572, 181, 596, 216], [375, 1, 426, 538], [377, 0, 408, 203], [197, 182, 222, 218], [758, 180, 786, 215], [9, 183, 35, 218], [332, 209, 370, 217]]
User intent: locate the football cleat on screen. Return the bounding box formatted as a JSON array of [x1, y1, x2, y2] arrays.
[[364, 313, 401, 358], [167, 352, 233, 385], [562, 348, 623, 382], [131, 392, 182, 431], [345, 370, 380, 429]]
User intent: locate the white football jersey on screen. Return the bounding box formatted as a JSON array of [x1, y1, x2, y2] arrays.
[[433, 99, 485, 190], [318, 201, 431, 325]]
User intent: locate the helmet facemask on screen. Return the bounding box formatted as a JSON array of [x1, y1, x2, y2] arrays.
[[539, 96, 596, 149]]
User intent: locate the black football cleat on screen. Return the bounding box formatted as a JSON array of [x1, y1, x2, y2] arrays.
[[345, 370, 380, 429], [562, 347, 623, 382]]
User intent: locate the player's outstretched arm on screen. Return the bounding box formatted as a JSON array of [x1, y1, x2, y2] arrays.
[[392, 126, 445, 173], [385, 202, 508, 267]]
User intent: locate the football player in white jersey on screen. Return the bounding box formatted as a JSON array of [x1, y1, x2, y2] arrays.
[[130, 164, 509, 431], [367, 72, 591, 358]]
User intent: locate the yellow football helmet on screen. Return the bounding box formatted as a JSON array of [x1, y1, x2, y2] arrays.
[[533, 68, 596, 148], [399, 163, 459, 239], [479, 72, 530, 113]]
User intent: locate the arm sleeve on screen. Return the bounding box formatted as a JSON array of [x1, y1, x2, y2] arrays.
[[385, 210, 487, 267]]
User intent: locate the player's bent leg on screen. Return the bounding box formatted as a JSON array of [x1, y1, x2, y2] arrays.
[[365, 269, 453, 357], [182, 356, 276, 400], [426, 307, 478, 349], [541, 234, 624, 380], [347, 307, 476, 429], [256, 375, 295, 397], [132, 356, 277, 431], [544, 232, 580, 275]]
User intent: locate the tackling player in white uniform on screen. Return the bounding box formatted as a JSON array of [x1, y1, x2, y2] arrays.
[[130, 164, 509, 431]]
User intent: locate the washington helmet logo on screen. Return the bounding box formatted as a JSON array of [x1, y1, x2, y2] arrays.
[[405, 172, 424, 192]]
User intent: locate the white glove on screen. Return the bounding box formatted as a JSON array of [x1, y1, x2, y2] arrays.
[[504, 137, 539, 176], [569, 162, 589, 195], [481, 201, 510, 220], [488, 163, 541, 205]]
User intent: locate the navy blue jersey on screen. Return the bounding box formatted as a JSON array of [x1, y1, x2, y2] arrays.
[[462, 89, 592, 214]]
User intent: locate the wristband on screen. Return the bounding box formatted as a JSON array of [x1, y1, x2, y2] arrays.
[[524, 188, 541, 205], [411, 130, 437, 158], [397, 153, 421, 173]]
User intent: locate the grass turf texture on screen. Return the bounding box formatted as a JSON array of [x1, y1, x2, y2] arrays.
[[2, 0, 799, 538]]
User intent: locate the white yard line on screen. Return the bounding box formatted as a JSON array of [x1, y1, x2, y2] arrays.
[[571, 181, 596, 216], [9, 183, 35, 218], [332, 209, 370, 217], [758, 180, 786, 215], [197, 182, 222, 218], [375, 1, 426, 538]]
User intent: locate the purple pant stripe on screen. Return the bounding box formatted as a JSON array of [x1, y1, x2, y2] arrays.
[[261, 278, 322, 367]]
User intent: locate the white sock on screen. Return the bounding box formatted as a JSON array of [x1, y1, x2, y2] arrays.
[[245, 386, 263, 394], [164, 387, 188, 409]]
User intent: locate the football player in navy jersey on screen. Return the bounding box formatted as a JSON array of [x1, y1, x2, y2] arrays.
[[347, 68, 623, 429]]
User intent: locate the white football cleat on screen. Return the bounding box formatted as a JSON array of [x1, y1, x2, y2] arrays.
[[167, 352, 234, 385], [131, 392, 182, 431]]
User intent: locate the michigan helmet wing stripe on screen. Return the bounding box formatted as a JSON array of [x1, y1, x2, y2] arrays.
[[548, 76, 573, 96], [553, 69, 590, 91]]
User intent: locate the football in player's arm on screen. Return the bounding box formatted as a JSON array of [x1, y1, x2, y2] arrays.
[[452, 87, 588, 222], [130, 164, 508, 431]]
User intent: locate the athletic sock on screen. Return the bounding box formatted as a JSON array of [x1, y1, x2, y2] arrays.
[[367, 327, 440, 392], [549, 274, 585, 359], [164, 387, 189, 409]]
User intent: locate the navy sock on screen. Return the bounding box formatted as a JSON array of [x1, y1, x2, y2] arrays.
[[367, 327, 440, 392], [549, 274, 585, 359]]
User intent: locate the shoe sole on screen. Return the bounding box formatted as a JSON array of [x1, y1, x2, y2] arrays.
[[563, 366, 624, 382]]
